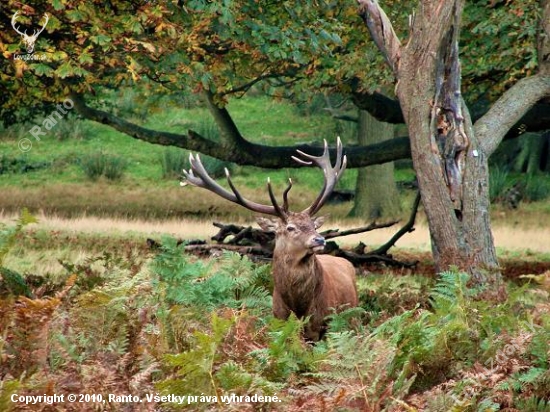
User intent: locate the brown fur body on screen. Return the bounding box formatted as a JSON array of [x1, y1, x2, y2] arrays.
[[259, 213, 358, 341]]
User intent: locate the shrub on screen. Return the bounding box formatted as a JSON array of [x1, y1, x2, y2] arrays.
[[0, 154, 50, 175], [80, 151, 127, 181], [103, 155, 128, 180], [521, 174, 550, 202], [159, 148, 187, 179]]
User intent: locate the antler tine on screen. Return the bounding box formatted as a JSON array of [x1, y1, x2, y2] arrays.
[[267, 178, 285, 218], [294, 137, 348, 216], [182, 153, 286, 218], [282, 178, 292, 212]]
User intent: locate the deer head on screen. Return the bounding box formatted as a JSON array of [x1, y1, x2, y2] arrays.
[[12, 12, 49, 54], [182, 138, 347, 256]]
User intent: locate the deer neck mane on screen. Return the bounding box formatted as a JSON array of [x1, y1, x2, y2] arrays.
[[272, 250, 323, 313]]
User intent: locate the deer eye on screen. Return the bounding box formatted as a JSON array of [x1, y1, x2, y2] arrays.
[[286, 224, 297, 232]]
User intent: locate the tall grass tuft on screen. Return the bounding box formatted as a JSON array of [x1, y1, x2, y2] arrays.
[[489, 166, 511, 202], [52, 116, 89, 141], [80, 151, 127, 181], [80, 152, 105, 180], [103, 156, 128, 181], [193, 118, 221, 142], [159, 148, 187, 179]]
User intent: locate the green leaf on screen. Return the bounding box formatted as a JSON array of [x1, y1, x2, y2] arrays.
[[52, 0, 65, 11], [32, 63, 55, 77], [78, 52, 94, 65], [66, 10, 85, 22], [55, 61, 75, 79], [90, 34, 112, 47]]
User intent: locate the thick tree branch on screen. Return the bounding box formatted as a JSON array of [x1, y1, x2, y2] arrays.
[[72, 93, 411, 168], [323, 110, 358, 123], [351, 87, 550, 139], [349, 81, 405, 124], [357, 0, 401, 73], [475, 75, 550, 155], [203, 90, 248, 151], [323, 94, 358, 122]]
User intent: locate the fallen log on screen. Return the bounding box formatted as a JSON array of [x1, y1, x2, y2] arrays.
[[147, 192, 421, 269]]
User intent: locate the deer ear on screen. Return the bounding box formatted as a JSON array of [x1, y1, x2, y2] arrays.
[[256, 216, 278, 233], [313, 216, 325, 229]]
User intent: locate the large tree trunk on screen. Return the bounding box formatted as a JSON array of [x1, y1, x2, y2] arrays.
[[349, 110, 401, 219], [396, 6, 501, 288], [358, 0, 550, 296]]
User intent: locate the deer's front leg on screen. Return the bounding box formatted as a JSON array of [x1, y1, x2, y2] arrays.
[[272, 289, 291, 319]]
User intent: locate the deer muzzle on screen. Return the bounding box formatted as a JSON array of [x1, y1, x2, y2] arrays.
[[308, 236, 326, 253]]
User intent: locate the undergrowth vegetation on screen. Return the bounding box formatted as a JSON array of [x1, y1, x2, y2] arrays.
[[1, 213, 549, 411]]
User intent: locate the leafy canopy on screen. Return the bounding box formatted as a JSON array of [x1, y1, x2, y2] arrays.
[[0, 0, 540, 120]]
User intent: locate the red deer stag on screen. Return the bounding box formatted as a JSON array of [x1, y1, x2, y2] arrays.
[[183, 138, 357, 341]]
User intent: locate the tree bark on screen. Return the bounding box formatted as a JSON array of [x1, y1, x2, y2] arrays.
[[349, 110, 401, 219], [357, 0, 550, 295], [350, 80, 550, 138]]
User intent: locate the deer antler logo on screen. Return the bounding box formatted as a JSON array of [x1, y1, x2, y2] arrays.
[[11, 11, 49, 54]]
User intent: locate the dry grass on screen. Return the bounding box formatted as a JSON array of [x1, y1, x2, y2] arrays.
[[2, 212, 550, 254], [0, 182, 358, 221], [0, 183, 255, 220]]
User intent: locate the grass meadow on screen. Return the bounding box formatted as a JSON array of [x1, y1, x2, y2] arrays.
[[1, 92, 549, 411]]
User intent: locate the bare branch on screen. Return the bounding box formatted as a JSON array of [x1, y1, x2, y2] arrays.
[[321, 220, 398, 240], [370, 191, 421, 255], [357, 0, 401, 73]]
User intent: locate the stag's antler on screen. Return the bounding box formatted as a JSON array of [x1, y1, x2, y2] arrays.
[[182, 154, 292, 220], [292, 136, 347, 216], [182, 138, 346, 218]]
